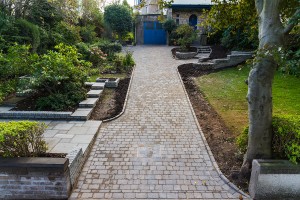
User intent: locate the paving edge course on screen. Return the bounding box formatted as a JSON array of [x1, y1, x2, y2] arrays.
[[102, 65, 136, 123], [176, 63, 251, 199]]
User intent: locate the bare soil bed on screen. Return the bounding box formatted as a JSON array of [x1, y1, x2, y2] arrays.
[[90, 77, 130, 121], [178, 64, 249, 193]]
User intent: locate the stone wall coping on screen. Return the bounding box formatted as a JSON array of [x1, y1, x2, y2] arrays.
[[0, 157, 69, 170], [253, 159, 300, 174]]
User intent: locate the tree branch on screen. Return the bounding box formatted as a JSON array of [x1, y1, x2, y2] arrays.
[[255, 0, 264, 14], [284, 8, 300, 35]]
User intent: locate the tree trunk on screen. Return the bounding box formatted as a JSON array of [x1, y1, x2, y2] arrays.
[[241, 0, 285, 175]]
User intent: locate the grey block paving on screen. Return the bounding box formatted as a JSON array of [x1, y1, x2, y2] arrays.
[[71, 46, 249, 199]]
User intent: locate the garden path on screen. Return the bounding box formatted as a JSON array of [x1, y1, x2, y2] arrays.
[[70, 46, 249, 199]]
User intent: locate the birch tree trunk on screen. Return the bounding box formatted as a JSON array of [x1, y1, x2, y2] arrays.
[[241, 0, 285, 174]]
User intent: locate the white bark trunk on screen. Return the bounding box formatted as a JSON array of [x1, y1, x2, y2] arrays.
[[243, 0, 285, 170]]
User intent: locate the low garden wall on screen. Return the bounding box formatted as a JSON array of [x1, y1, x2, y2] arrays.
[[0, 157, 71, 200]]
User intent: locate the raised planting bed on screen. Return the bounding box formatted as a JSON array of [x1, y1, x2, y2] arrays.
[[96, 78, 120, 88], [172, 47, 198, 60]]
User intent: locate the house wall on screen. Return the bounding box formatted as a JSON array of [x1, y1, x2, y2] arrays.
[[140, 0, 160, 15], [172, 10, 206, 33]]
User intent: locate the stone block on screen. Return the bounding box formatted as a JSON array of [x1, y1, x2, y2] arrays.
[[87, 90, 103, 98], [91, 82, 105, 90], [249, 159, 300, 200], [79, 98, 99, 108], [71, 108, 93, 120]]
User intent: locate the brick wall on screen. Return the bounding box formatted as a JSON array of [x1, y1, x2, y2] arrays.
[[0, 158, 71, 200]]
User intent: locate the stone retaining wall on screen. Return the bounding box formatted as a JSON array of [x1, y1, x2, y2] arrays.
[[0, 158, 71, 200]]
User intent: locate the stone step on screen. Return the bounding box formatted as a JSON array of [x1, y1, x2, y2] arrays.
[[87, 90, 103, 98], [85, 82, 96, 87], [91, 82, 105, 90], [71, 108, 93, 120], [79, 98, 99, 108]]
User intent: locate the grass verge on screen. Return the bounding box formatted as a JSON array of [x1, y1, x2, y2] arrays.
[[196, 65, 300, 136]]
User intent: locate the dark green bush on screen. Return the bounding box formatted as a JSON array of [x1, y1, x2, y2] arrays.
[[236, 115, 300, 164], [80, 25, 98, 43], [93, 40, 122, 56], [175, 24, 198, 51], [272, 115, 300, 164], [163, 19, 177, 34], [76, 42, 91, 60], [14, 19, 41, 52], [0, 121, 47, 157], [52, 21, 81, 45], [32, 44, 91, 111]]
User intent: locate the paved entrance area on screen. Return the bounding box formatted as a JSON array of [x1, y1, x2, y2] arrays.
[[70, 46, 248, 199]]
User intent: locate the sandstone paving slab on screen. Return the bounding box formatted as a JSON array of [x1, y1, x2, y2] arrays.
[[70, 46, 249, 199], [87, 90, 103, 98]]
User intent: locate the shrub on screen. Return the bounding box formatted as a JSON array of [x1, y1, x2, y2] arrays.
[[0, 121, 47, 157], [14, 19, 41, 52], [122, 50, 135, 72], [0, 44, 38, 80], [236, 115, 300, 164], [272, 115, 300, 164], [32, 44, 91, 111], [94, 40, 122, 56], [0, 79, 17, 104], [175, 24, 198, 51], [163, 19, 177, 34], [89, 46, 107, 67], [76, 42, 91, 60], [80, 25, 98, 43], [52, 21, 81, 45]]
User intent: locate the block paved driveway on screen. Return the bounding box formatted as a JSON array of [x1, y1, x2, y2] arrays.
[[70, 46, 248, 199]]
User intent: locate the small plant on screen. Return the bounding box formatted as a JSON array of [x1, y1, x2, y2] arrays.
[[175, 24, 198, 51], [122, 50, 135, 73], [163, 19, 177, 34], [236, 115, 300, 164], [0, 121, 47, 157]]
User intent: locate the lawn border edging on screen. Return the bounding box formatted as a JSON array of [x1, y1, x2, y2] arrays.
[[176, 62, 251, 199]]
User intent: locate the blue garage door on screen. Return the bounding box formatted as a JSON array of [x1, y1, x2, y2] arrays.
[[144, 21, 166, 45]]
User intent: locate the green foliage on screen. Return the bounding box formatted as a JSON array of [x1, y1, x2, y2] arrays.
[[273, 115, 300, 164], [80, 25, 98, 43], [104, 4, 133, 39], [221, 25, 258, 50], [93, 40, 122, 56], [31, 44, 91, 111], [89, 46, 107, 67], [163, 19, 177, 34], [26, 0, 63, 28], [236, 115, 300, 164], [122, 50, 135, 72], [0, 79, 17, 104], [0, 44, 37, 80], [14, 19, 41, 52], [76, 42, 91, 60], [202, 0, 258, 50], [52, 21, 81, 45], [236, 126, 249, 154], [175, 24, 197, 50], [0, 121, 47, 157]]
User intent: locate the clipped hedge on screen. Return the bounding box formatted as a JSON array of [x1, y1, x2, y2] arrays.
[[236, 115, 300, 164], [0, 121, 47, 157]]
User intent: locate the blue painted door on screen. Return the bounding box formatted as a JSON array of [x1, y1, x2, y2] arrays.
[[144, 21, 166, 45]]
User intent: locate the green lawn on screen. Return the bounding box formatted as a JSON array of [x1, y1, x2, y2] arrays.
[[196, 66, 300, 136]]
